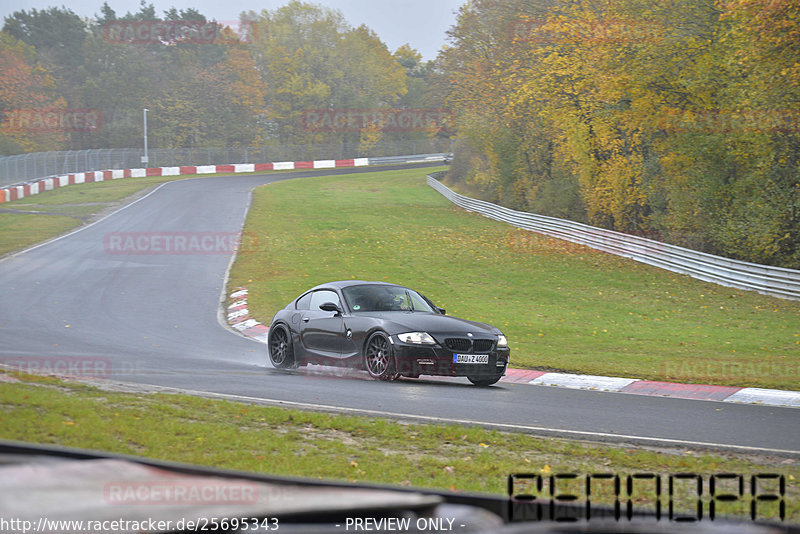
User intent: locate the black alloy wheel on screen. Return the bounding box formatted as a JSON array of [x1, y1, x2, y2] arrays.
[[269, 326, 296, 369], [364, 332, 398, 381]]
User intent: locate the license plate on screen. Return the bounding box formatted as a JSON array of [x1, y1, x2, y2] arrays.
[[453, 354, 489, 364]]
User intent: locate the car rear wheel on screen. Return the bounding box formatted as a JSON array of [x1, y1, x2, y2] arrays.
[[268, 325, 296, 369], [467, 375, 501, 387], [364, 332, 397, 381]]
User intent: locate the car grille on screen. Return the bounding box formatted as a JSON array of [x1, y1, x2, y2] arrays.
[[445, 338, 471, 352], [473, 339, 495, 352], [444, 338, 494, 353]]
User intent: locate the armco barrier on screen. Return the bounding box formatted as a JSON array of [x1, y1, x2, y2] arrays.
[[427, 172, 800, 301]]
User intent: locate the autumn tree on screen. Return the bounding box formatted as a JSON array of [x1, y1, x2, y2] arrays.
[[441, 0, 800, 267], [3, 7, 88, 92], [0, 33, 65, 154], [249, 1, 408, 152]]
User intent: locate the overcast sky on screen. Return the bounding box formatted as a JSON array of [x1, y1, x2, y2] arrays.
[[1, 0, 466, 60]]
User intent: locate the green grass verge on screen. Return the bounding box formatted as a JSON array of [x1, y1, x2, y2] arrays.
[[0, 372, 796, 522], [229, 168, 800, 390]]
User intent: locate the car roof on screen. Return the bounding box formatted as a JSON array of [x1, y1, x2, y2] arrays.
[[308, 280, 405, 292]]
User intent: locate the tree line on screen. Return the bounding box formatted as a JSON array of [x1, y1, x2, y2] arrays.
[[2, 0, 797, 267], [0, 1, 443, 157], [440, 0, 799, 268]]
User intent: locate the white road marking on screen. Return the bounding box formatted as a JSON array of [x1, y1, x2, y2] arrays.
[[159, 385, 800, 457]]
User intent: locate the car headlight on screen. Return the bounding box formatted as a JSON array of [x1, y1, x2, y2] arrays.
[[397, 332, 436, 344], [497, 334, 508, 348]]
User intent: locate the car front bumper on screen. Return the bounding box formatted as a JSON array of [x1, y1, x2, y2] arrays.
[[391, 342, 510, 378]]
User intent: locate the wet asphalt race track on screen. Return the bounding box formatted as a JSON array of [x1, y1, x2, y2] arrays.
[[0, 163, 797, 455]]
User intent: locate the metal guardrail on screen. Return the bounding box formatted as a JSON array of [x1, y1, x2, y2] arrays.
[[428, 172, 800, 301], [370, 153, 448, 165]]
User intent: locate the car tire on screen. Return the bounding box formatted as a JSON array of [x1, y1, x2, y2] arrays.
[[364, 331, 398, 381], [268, 325, 297, 369], [467, 375, 501, 387]]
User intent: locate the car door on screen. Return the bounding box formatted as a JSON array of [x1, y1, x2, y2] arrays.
[[299, 289, 344, 361]]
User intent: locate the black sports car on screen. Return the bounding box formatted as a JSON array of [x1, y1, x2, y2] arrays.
[[267, 281, 510, 386]]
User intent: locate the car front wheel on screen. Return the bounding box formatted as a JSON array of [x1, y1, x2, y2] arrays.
[[268, 325, 297, 369], [364, 332, 397, 381]]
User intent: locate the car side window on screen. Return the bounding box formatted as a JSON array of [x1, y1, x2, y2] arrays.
[[309, 290, 341, 311], [295, 292, 312, 310]]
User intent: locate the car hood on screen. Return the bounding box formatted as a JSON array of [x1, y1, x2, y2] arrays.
[[355, 312, 500, 335]]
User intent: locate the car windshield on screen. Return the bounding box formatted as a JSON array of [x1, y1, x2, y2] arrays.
[[342, 285, 435, 313]]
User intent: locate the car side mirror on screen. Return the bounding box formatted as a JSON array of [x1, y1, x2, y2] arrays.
[[435, 307, 446, 315], [319, 302, 342, 316]]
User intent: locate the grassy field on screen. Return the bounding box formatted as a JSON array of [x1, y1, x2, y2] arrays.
[[1, 371, 795, 522], [229, 168, 800, 390]]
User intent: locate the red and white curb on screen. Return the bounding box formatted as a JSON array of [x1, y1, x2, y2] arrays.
[[226, 288, 269, 343], [225, 289, 799, 408], [0, 158, 370, 204], [504, 371, 799, 407]]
